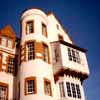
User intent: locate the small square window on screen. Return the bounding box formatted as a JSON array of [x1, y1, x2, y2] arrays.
[[58, 35, 63, 41]]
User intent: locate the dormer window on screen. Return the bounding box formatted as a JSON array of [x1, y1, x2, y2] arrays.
[[1, 36, 6, 47], [8, 39, 13, 48], [26, 21, 34, 34], [42, 23, 47, 37]]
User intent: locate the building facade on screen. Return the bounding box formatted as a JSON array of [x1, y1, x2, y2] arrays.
[[0, 8, 90, 100]]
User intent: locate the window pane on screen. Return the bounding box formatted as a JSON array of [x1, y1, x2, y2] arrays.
[[59, 82, 65, 97], [2, 36, 6, 47]]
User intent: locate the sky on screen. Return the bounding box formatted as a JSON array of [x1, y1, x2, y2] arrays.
[[0, 0, 100, 100]]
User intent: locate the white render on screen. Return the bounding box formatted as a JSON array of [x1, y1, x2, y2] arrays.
[[0, 8, 90, 100]]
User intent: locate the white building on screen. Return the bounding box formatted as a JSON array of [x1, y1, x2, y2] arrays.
[[0, 8, 90, 100]]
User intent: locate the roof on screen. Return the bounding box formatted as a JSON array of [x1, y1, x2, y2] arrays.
[[0, 25, 16, 40], [51, 40, 87, 52]]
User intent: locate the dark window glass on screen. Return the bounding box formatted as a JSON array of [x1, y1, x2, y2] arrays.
[[66, 82, 72, 97], [76, 84, 81, 98], [71, 83, 76, 98]]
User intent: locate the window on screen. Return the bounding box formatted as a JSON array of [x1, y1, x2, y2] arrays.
[[25, 77, 36, 95], [68, 48, 72, 61], [76, 84, 81, 98], [59, 82, 65, 97], [0, 54, 2, 68], [54, 48, 59, 63], [0, 83, 8, 100], [72, 50, 76, 62], [68, 48, 81, 64], [57, 24, 59, 30], [66, 82, 72, 97], [44, 79, 52, 96], [26, 21, 34, 34], [71, 83, 76, 98], [58, 35, 63, 41], [7, 57, 14, 74], [27, 42, 34, 60], [76, 51, 81, 63], [8, 39, 13, 48], [1, 36, 6, 47], [42, 23, 47, 37], [59, 82, 81, 99], [43, 44, 49, 63]]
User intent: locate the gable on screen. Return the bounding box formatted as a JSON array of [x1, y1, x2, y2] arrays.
[[0, 25, 16, 40]]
